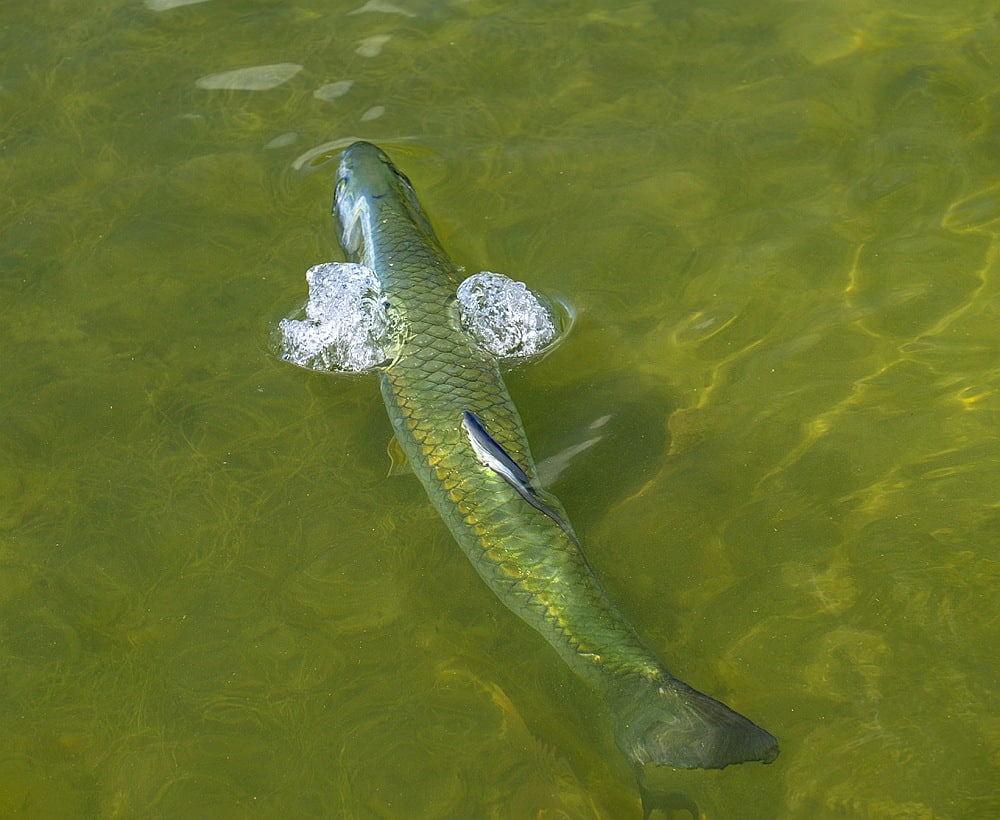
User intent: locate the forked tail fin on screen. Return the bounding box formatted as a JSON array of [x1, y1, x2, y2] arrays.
[[606, 674, 778, 770]]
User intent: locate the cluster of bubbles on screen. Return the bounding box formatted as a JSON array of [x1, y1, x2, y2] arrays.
[[279, 266, 560, 374], [279, 263, 400, 373], [457, 272, 558, 358]]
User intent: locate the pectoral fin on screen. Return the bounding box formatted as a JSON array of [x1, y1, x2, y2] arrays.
[[386, 435, 411, 477], [461, 411, 577, 542]]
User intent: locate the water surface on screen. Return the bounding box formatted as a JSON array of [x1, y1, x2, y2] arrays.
[[2, 0, 998, 816]]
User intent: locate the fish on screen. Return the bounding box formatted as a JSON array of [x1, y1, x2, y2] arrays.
[[304, 141, 778, 778]]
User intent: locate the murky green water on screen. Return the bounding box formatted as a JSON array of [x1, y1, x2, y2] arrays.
[[2, 1, 998, 817]]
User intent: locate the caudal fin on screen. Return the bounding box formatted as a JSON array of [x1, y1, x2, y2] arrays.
[[607, 674, 778, 770]]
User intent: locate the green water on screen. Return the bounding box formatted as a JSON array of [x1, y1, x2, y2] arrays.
[[2, 0, 998, 817]]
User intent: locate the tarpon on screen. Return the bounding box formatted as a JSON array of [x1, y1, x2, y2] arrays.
[[288, 141, 778, 783]]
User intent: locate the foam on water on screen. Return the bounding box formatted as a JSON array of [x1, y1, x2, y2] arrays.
[[195, 63, 303, 91], [457, 272, 558, 358], [279, 262, 399, 373], [279, 266, 561, 373]]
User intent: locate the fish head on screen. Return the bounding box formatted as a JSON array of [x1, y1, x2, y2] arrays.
[[332, 141, 433, 261]]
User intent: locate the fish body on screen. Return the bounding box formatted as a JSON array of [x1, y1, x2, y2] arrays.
[[329, 142, 778, 772]]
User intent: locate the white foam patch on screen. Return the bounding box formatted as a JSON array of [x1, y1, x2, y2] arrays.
[[145, 0, 211, 9], [196, 63, 303, 91], [457, 272, 558, 358], [347, 0, 417, 16], [265, 132, 298, 149], [279, 263, 400, 373], [313, 81, 354, 101], [356, 34, 392, 58]]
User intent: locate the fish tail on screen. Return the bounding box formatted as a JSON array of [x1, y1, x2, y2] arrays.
[[605, 673, 778, 770]]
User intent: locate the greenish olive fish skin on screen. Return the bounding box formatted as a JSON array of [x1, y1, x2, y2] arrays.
[[329, 141, 778, 772]]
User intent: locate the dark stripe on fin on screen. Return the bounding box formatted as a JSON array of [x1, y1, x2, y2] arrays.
[[462, 411, 578, 542]]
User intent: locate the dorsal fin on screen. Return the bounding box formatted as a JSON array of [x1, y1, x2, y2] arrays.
[[461, 411, 578, 542]]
